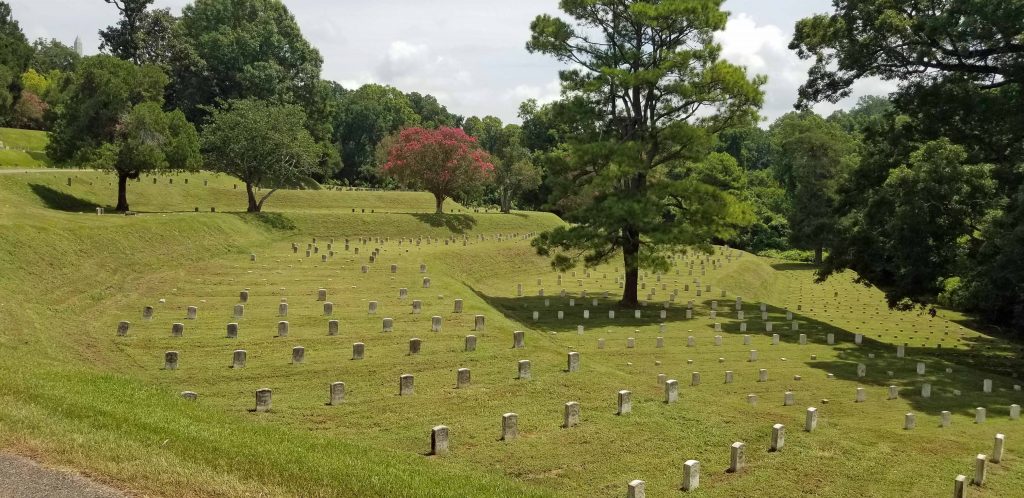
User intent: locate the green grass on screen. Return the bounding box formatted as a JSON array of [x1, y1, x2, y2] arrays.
[[0, 127, 48, 151], [0, 170, 1021, 497], [0, 128, 51, 168], [0, 149, 50, 168]]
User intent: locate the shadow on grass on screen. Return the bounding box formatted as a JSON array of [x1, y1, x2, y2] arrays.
[[231, 212, 297, 231], [29, 183, 106, 212], [410, 213, 477, 234], [470, 285, 1024, 416], [27, 151, 52, 165], [769, 262, 818, 272]]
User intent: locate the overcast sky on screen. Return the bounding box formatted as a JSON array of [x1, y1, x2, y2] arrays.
[[9, 0, 895, 125]]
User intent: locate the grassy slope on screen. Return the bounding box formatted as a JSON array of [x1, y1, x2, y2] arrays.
[[0, 128, 50, 168], [0, 127, 48, 150], [0, 170, 1021, 497]]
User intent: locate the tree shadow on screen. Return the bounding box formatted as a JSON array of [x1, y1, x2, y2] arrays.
[[27, 151, 52, 165], [410, 213, 477, 234], [468, 285, 684, 333], [769, 262, 818, 272], [29, 183, 106, 212], [469, 285, 1024, 417], [231, 212, 297, 231]]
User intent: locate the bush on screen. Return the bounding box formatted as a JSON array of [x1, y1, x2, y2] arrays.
[[757, 248, 819, 263]]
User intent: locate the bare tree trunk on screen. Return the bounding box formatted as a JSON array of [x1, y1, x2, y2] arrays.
[[246, 183, 260, 213], [257, 188, 278, 212], [500, 189, 511, 214], [115, 171, 130, 212], [434, 193, 445, 214], [621, 227, 640, 306]]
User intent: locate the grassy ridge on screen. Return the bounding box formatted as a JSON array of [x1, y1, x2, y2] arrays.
[[0, 170, 1021, 497], [0, 128, 50, 168], [0, 127, 48, 151]]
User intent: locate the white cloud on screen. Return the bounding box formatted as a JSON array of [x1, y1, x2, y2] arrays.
[[8, 0, 896, 124], [716, 13, 897, 125], [504, 79, 561, 106], [368, 41, 476, 106]]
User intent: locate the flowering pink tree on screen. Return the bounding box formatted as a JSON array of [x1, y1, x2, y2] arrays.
[[383, 127, 494, 213]]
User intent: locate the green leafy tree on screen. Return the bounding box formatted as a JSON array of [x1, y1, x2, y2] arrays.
[[0, 1, 31, 123], [201, 99, 324, 212], [791, 1, 1024, 107], [19, 68, 48, 97], [171, 0, 323, 123], [332, 84, 420, 183], [735, 169, 790, 252], [791, 0, 1024, 327], [526, 0, 764, 306], [381, 127, 494, 213], [826, 95, 893, 136], [406, 92, 462, 128], [30, 38, 80, 73], [825, 139, 997, 307], [517, 99, 563, 153], [100, 0, 177, 67], [47, 55, 174, 210], [93, 102, 201, 210], [464, 116, 543, 213], [716, 126, 772, 170], [964, 187, 1024, 329], [686, 152, 746, 192], [770, 111, 858, 263]]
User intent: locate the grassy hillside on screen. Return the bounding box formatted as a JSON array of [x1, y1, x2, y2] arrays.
[[0, 127, 48, 151], [0, 128, 50, 168], [0, 170, 1021, 497]]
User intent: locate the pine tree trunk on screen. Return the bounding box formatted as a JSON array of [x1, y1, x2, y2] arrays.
[[621, 228, 640, 307], [246, 183, 261, 213], [115, 171, 130, 212]]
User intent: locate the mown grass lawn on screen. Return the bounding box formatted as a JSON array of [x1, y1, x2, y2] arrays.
[[0, 170, 1020, 497]]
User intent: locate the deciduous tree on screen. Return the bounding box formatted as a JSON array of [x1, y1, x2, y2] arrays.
[[382, 127, 494, 213], [171, 0, 322, 123], [92, 102, 201, 210], [0, 1, 31, 122], [770, 111, 858, 263], [46, 55, 176, 210], [100, 0, 177, 68], [201, 99, 324, 212], [332, 84, 419, 183], [30, 38, 79, 73]]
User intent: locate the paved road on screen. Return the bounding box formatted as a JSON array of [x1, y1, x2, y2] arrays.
[[0, 454, 127, 498]]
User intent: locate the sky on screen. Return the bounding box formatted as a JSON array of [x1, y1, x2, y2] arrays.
[[9, 0, 896, 125]]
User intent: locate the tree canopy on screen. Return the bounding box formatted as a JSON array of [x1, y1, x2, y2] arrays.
[[47, 55, 196, 210], [526, 0, 763, 305], [382, 127, 494, 213], [463, 115, 542, 213], [793, 0, 1024, 329], [171, 0, 323, 123], [201, 99, 324, 212], [30, 38, 80, 74], [770, 111, 859, 262], [791, 0, 1024, 106]]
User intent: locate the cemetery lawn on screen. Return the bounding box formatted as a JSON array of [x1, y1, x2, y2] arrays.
[[0, 128, 50, 169], [0, 170, 1021, 497], [0, 127, 48, 152]]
